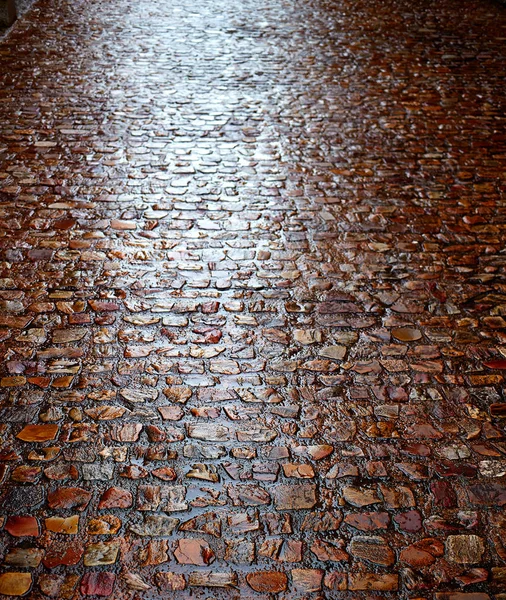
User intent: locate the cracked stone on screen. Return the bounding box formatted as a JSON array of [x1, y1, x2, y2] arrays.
[[174, 539, 215, 566], [98, 487, 133, 509], [45, 515, 79, 534], [292, 569, 324, 592], [87, 515, 121, 535], [188, 572, 238, 588], [350, 536, 395, 566], [84, 541, 120, 566], [186, 463, 219, 482]]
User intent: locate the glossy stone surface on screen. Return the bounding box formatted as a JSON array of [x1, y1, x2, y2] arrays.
[[0, 573, 32, 596], [0, 0, 505, 596]]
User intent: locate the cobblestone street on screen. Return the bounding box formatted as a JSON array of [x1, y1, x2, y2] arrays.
[[0, 0, 506, 597]]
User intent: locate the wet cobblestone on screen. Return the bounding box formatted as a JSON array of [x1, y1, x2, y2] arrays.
[[0, 0, 506, 597]]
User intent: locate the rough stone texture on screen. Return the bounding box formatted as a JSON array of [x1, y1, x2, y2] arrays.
[[0, 0, 505, 596], [446, 535, 486, 564]]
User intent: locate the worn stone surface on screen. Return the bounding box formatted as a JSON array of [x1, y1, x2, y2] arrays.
[[174, 539, 215, 566], [0, 0, 505, 596], [4, 516, 39, 537], [80, 572, 116, 597], [446, 535, 486, 564], [0, 573, 32, 596], [246, 571, 288, 593]]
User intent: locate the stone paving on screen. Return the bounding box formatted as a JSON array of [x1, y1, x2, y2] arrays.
[[0, 0, 505, 597]]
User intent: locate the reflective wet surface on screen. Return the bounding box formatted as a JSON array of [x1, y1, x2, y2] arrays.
[[0, 0, 506, 597]]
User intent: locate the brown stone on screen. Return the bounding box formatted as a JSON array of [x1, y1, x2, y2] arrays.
[[445, 535, 485, 564], [158, 405, 184, 420], [311, 539, 349, 562], [400, 538, 444, 568], [228, 512, 260, 533], [16, 424, 59, 442], [292, 569, 324, 592], [343, 486, 381, 507], [272, 484, 317, 509], [228, 484, 271, 506], [282, 463, 315, 478], [394, 509, 423, 532], [152, 466, 177, 481], [5, 516, 39, 537], [87, 515, 121, 535], [38, 574, 79, 598], [435, 595, 491, 600], [0, 573, 32, 596], [48, 487, 92, 511], [11, 465, 41, 483], [155, 572, 186, 591], [139, 540, 169, 566], [492, 567, 506, 584], [121, 571, 151, 592], [379, 483, 415, 508], [246, 571, 288, 593], [98, 486, 133, 509], [467, 482, 506, 506], [324, 572, 348, 590], [224, 539, 255, 563], [301, 511, 342, 531], [85, 406, 127, 420], [180, 512, 221, 538], [110, 423, 142, 442], [45, 515, 79, 534], [186, 463, 219, 482], [350, 536, 395, 566], [349, 573, 399, 591], [4, 548, 43, 568]]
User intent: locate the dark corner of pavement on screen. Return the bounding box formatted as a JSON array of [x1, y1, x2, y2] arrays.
[[0, 0, 36, 38]]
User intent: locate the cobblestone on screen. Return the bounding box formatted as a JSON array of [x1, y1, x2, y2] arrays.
[[0, 0, 505, 597]]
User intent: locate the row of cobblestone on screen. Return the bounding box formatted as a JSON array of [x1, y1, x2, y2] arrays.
[[0, 0, 505, 597]]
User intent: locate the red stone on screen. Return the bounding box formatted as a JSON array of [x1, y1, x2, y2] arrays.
[[80, 572, 116, 596], [483, 359, 506, 369], [431, 480, 457, 508], [48, 487, 92, 511], [98, 487, 133, 509], [4, 516, 39, 537], [393, 510, 423, 532]]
